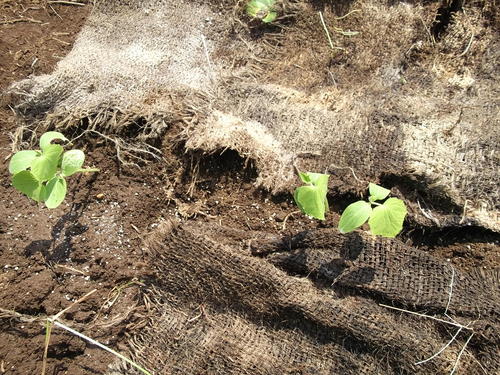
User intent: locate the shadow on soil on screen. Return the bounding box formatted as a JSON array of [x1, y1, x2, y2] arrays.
[[24, 174, 99, 261]]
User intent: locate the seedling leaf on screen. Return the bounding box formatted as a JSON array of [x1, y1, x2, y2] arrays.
[[298, 172, 312, 184], [368, 197, 407, 237], [31, 184, 47, 202], [294, 185, 327, 220], [12, 171, 41, 198], [369, 183, 390, 202], [40, 131, 68, 151], [338, 200, 372, 233], [8, 150, 38, 174], [294, 172, 329, 220], [61, 150, 85, 177], [306, 172, 329, 189], [31, 144, 63, 182], [44, 176, 67, 209]]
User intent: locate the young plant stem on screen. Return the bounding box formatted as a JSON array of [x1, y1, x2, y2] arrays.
[[41, 320, 53, 375]]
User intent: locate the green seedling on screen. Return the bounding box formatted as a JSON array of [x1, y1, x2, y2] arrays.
[[246, 0, 277, 23], [8, 131, 99, 209], [338, 183, 407, 237], [293, 172, 330, 220]]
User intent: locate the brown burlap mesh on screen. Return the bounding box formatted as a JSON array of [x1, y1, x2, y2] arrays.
[[254, 228, 499, 316], [6, 0, 499, 231], [4, 1, 499, 371], [107, 221, 498, 374]]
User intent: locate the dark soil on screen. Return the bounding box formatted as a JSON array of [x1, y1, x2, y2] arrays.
[[0, 1, 498, 375]]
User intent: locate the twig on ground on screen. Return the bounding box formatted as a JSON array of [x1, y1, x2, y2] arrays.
[[379, 304, 472, 330], [318, 12, 344, 51], [444, 266, 455, 316], [450, 333, 474, 375], [0, 308, 41, 323], [282, 210, 300, 231], [48, 4, 63, 21], [417, 199, 441, 226], [50, 320, 152, 375], [201, 34, 215, 81], [47, 1, 86, 6], [415, 327, 463, 365], [328, 163, 363, 183], [0, 17, 42, 24], [55, 264, 87, 275], [335, 9, 361, 20], [42, 289, 97, 375], [459, 33, 474, 57], [459, 199, 469, 224], [52, 289, 96, 321]]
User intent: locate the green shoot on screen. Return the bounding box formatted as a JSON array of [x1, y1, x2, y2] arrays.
[[293, 172, 330, 220], [8, 131, 99, 209], [246, 0, 277, 23], [338, 183, 407, 237]]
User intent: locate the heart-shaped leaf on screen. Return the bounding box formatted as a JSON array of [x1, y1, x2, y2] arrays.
[[31, 144, 63, 182], [294, 172, 330, 220], [338, 200, 372, 233], [12, 171, 41, 198], [294, 185, 328, 220], [44, 176, 67, 209], [8, 150, 38, 174], [368, 197, 407, 237], [39, 131, 67, 151], [368, 183, 390, 202], [31, 184, 47, 202], [61, 150, 85, 177]]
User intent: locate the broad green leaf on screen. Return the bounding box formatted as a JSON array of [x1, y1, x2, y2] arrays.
[[307, 173, 329, 191], [8, 150, 38, 174], [44, 176, 67, 209], [368, 183, 390, 202], [61, 150, 85, 177], [294, 185, 327, 220], [31, 184, 47, 202], [31, 144, 63, 182], [12, 171, 41, 197], [298, 172, 329, 189], [338, 200, 372, 233], [39, 131, 67, 151], [368, 197, 407, 238]]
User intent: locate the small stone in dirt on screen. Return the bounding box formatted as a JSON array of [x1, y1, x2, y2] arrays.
[[275, 212, 287, 222], [96, 193, 105, 199]]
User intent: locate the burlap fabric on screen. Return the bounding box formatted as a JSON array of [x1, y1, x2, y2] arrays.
[[6, 0, 499, 231], [5, 1, 499, 372], [107, 221, 498, 374]]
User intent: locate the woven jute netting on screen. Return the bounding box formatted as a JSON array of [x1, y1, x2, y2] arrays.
[[105, 221, 499, 374], [4, 0, 499, 373], [7, 0, 499, 231]]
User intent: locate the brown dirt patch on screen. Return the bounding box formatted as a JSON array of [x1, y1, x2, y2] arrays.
[[0, 1, 498, 374]]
